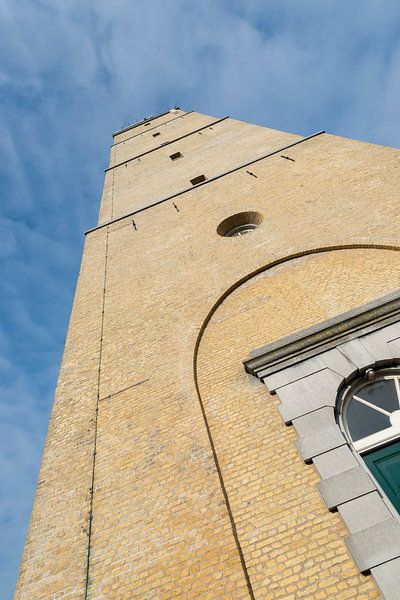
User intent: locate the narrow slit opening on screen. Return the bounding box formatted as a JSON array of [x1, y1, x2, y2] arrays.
[[170, 152, 183, 161], [190, 174, 207, 186]]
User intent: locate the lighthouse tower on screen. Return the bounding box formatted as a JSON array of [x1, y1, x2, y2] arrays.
[[16, 109, 400, 599]]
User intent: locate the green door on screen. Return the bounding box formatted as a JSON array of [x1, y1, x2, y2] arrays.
[[363, 440, 400, 513]]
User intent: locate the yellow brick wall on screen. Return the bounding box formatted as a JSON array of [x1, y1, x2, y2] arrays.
[[99, 115, 300, 224], [16, 111, 400, 598], [15, 230, 108, 599]]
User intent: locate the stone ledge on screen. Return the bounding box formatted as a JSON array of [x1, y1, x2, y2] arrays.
[[317, 466, 376, 511], [346, 519, 400, 574], [244, 290, 400, 379], [371, 556, 400, 599], [338, 491, 392, 534], [296, 426, 346, 463]]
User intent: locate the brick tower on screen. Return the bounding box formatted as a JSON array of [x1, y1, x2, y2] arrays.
[[16, 110, 400, 598]]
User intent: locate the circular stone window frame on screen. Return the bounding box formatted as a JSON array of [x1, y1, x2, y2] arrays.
[[216, 211, 263, 238], [335, 362, 400, 526], [339, 366, 400, 455]]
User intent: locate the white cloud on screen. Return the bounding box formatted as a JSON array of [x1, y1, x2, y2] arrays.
[[0, 1, 399, 596]]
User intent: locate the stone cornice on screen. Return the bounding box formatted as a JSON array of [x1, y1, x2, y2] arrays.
[[244, 290, 400, 379]]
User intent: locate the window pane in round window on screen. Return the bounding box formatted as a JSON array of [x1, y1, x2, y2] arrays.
[[225, 224, 257, 237], [356, 379, 398, 414], [346, 399, 391, 441], [345, 376, 400, 445]]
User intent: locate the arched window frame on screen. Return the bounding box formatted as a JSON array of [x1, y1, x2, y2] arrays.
[[339, 366, 400, 455]]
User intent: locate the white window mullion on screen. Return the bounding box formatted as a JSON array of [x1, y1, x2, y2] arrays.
[[394, 377, 400, 410], [355, 425, 400, 453], [353, 394, 391, 417]]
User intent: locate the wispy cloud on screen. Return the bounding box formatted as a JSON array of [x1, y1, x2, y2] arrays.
[[1, 1, 399, 596]]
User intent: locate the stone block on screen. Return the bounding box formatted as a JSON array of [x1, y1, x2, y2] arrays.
[[359, 329, 396, 361], [337, 338, 375, 368], [263, 347, 356, 392], [372, 556, 400, 599], [338, 491, 392, 534], [317, 466, 376, 510], [292, 406, 335, 437], [388, 337, 400, 357], [346, 518, 400, 573], [296, 426, 346, 463], [277, 369, 342, 423], [313, 446, 359, 479]]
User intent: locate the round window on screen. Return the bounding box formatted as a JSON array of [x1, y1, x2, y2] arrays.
[[342, 368, 400, 514], [342, 370, 400, 454], [225, 223, 258, 237], [217, 211, 263, 238]]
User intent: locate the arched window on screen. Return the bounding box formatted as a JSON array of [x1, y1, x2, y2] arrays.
[[341, 368, 400, 513]]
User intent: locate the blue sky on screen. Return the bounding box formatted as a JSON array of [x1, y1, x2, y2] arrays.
[[1, 1, 400, 597]]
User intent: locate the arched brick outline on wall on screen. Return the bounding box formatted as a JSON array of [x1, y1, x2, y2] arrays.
[[244, 290, 400, 599]]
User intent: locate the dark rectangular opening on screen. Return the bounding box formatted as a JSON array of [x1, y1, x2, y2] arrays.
[[190, 175, 207, 186], [152, 132, 161, 137], [170, 152, 182, 161]]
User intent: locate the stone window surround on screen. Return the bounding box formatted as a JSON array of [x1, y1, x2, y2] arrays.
[[340, 370, 400, 454], [243, 290, 400, 599]]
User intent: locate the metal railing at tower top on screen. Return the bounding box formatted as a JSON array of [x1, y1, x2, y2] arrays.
[[112, 108, 182, 138]]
